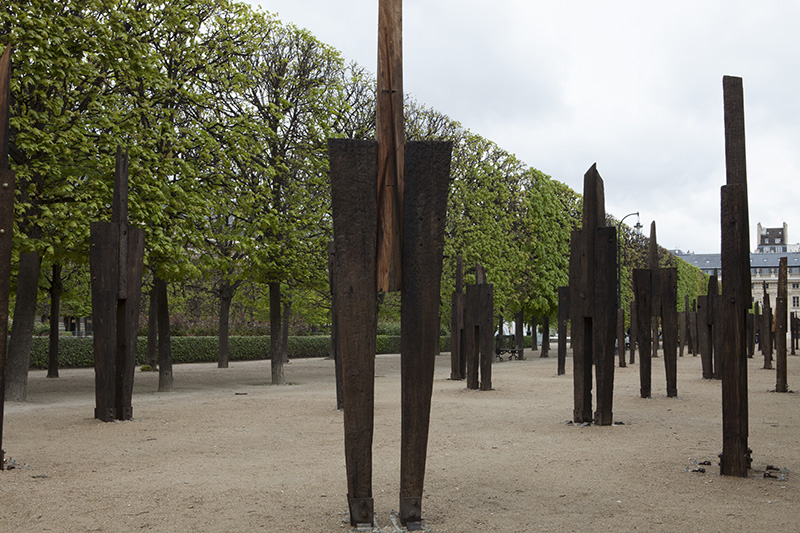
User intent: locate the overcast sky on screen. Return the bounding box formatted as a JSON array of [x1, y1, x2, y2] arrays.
[[250, 0, 800, 254]]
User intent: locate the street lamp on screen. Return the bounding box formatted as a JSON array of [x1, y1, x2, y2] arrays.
[[617, 212, 643, 308]]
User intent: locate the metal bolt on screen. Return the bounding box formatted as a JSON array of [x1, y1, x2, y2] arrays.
[[2, 182, 7, 188], [0, 229, 4, 234]]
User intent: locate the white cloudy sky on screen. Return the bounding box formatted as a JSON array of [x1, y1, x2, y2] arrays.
[[250, 0, 800, 254]]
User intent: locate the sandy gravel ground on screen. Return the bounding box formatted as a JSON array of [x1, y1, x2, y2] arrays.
[[1, 349, 798, 532]]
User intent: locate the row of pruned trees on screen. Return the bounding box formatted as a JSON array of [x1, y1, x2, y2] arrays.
[[1, 0, 699, 401]]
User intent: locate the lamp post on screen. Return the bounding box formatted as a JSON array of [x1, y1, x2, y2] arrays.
[[617, 212, 643, 308]]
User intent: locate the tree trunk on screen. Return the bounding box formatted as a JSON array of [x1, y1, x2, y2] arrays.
[[270, 281, 284, 385], [47, 262, 63, 378], [218, 280, 235, 368], [155, 276, 173, 392], [145, 285, 158, 369], [540, 315, 550, 357], [531, 316, 538, 349], [281, 298, 291, 365], [5, 250, 42, 401]]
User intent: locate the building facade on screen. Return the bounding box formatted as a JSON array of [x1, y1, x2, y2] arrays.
[[674, 222, 800, 312]]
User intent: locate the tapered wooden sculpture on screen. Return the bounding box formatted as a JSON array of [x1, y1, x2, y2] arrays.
[[89, 147, 145, 422], [557, 286, 569, 375], [776, 257, 788, 393], [330, 3, 452, 527], [0, 45, 15, 469], [464, 264, 494, 391], [719, 75, 751, 477], [568, 164, 617, 425], [450, 255, 466, 380]]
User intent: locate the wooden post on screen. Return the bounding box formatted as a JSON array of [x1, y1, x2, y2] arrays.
[[776, 257, 788, 393], [617, 308, 626, 367], [790, 312, 796, 356], [90, 147, 145, 422], [399, 141, 451, 527], [450, 255, 465, 380], [762, 283, 773, 369], [679, 312, 686, 357], [0, 45, 14, 469], [660, 268, 678, 397], [629, 301, 637, 364], [594, 226, 617, 425], [477, 284, 494, 392], [634, 269, 652, 398], [376, 0, 404, 293], [719, 75, 751, 477], [746, 311, 755, 358], [648, 222, 660, 360], [329, 139, 378, 526], [697, 295, 713, 379], [557, 286, 569, 375], [569, 165, 616, 424], [711, 272, 723, 379]]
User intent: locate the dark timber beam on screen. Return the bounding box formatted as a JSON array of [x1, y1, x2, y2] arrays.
[[0, 45, 14, 470]]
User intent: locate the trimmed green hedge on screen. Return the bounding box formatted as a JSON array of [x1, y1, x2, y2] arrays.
[[28, 335, 452, 369]]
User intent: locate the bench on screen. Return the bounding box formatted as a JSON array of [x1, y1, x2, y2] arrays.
[[495, 334, 523, 361]]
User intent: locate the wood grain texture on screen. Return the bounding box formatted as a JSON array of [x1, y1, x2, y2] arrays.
[[633, 269, 652, 398], [719, 183, 750, 476], [328, 139, 378, 523], [399, 141, 452, 524], [376, 0, 404, 292]]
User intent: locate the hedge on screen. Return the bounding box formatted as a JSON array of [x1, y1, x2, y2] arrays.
[[28, 335, 452, 369]]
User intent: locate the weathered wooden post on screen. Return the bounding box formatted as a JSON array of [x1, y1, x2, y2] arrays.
[[329, 139, 378, 527], [633, 269, 652, 398], [698, 276, 716, 379], [719, 75, 751, 477], [464, 264, 493, 391], [557, 286, 569, 375], [754, 302, 762, 352], [617, 308, 626, 367], [568, 164, 617, 425], [330, 3, 452, 525], [776, 257, 788, 393], [629, 300, 637, 364], [0, 45, 15, 470], [710, 272, 722, 379], [399, 141, 451, 527], [660, 268, 679, 397], [450, 255, 465, 380], [649, 223, 660, 359], [790, 311, 796, 356], [679, 310, 686, 358], [89, 147, 145, 422], [746, 311, 755, 358], [762, 283, 773, 369]]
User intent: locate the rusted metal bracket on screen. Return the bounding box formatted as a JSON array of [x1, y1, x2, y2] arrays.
[[348, 496, 375, 529], [399, 497, 422, 530]]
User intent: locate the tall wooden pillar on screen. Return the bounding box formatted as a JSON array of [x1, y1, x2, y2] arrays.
[[450, 255, 465, 380], [660, 268, 678, 397], [557, 286, 569, 375], [329, 139, 379, 526], [569, 165, 617, 425], [762, 283, 773, 369], [90, 147, 145, 422], [633, 269, 652, 398], [629, 301, 637, 364], [399, 141, 452, 527], [719, 75, 751, 477], [0, 45, 15, 470], [776, 257, 788, 393]]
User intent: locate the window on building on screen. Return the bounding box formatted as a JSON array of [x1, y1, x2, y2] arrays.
[[793, 296, 799, 308], [793, 283, 799, 289]]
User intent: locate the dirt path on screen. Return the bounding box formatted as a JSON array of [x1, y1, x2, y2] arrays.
[[1, 351, 798, 532]]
